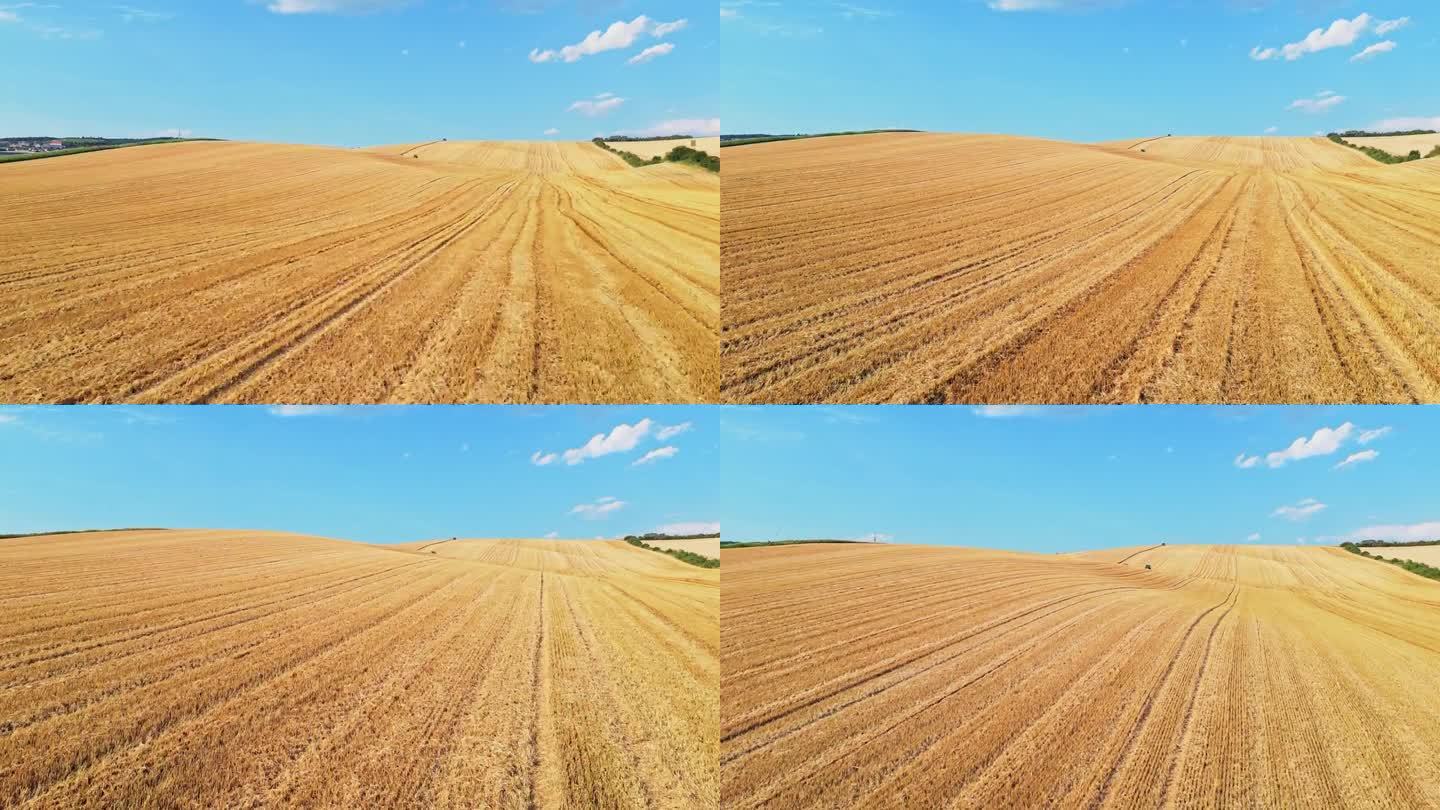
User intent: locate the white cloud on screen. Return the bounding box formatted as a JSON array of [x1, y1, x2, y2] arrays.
[[530, 15, 686, 63], [530, 450, 558, 466], [1267, 422, 1354, 465], [115, 6, 174, 23], [562, 418, 652, 465], [617, 118, 722, 137], [543, 127, 560, 135], [972, 405, 1045, 418], [1264, 126, 1278, 134], [267, 405, 340, 417], [1246, 533, 1262, 542], [267, 0, 413, 13], [839, 4, 894, 20], [1238, 422, 1390, 469], [0, 413, 17, 424], [1334, 449, 1379, 469], [720, 8, 737, 19], [987, 0, 1079, 9], [1289, 92, 1346, 114], [1273, 498, 1327, 521], [1351, 40, 1396, 62], [1234, 453, 1261, 469], [0, 10, 18, 24], [657, 521, 720, 535], [628, 42, 674, 64], [1347, 521, 1440, 542], [1370, 116, 1440, 131], [1252, 14, 1372, 61], [568, 95, 626, 117], [543, 531, 559, 538], [656, 422, 693, 441], [571, 497, 627, 519], [1357, 427, 1391, 444], [632, 446, 678, 466], [1375, 17, 1410, 36]]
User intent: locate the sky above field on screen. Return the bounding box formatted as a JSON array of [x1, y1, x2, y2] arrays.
[[720, 406, 1439, 551], [0, 1, 716, 145], [0, 406, 718, 543], [722, 0, 1437, 140]]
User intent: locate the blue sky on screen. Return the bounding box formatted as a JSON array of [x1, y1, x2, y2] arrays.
[[720, 406, 1439, 551], [722, 1, 1438, 140], [0, 406, 718, 543], [0, 1, 717, 145]]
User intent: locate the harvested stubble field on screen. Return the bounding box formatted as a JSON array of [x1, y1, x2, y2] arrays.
[[0, 139, 718, 403], [0, 530, 717, 808], [723, 132, 1440, 403], [722, 542, 1440, 808]]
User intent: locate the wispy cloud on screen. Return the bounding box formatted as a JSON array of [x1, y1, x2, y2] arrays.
[[568, 94, 626, 117], [1374, 17, 1410, 36], [838, 3, 894, 20], [1251, 13, 1372, 61], [266, 0, 413, 13], [657, 521, 719, 534], [632, 446, 678, 466], [530, 15, 686, 63], [1346, 520, 1440, 543], [627, 42, 674, 64], [972, 405, 1045, 418], [616, 118, 721, 137], [1370, 116, 1440, 131], [543, 127, 559, 135], [1289, 91, 1346, 114], [113, 5, 174, 23], [1272, 498, 1326, 521], [656, 422, 693, 441], [1235, 421, 1389, 469], [1351, 40, 1396, 62], [532, 418, 655, 467], [267, 405, 341, 417], [571, 496, 626, 519], [1334, 449, 1378, 470], [1246, 532, 1262, 542]]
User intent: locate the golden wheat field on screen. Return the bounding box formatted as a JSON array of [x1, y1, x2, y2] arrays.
[[0, 530, 717, 808], [0, 139, 718, 404], [722, 132, 1440, 404], [722, 541, 1440, 808]]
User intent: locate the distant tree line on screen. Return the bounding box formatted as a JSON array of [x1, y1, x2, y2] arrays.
[[1345, 538, 1440, 548], [1327, 133, 1440, 164], [1332, 129, 1438, 138], [601, 134, 698, 142], [1340, 542, 1440, 583], [623, 536, 719, 568], [592, 138, 719, 172]]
